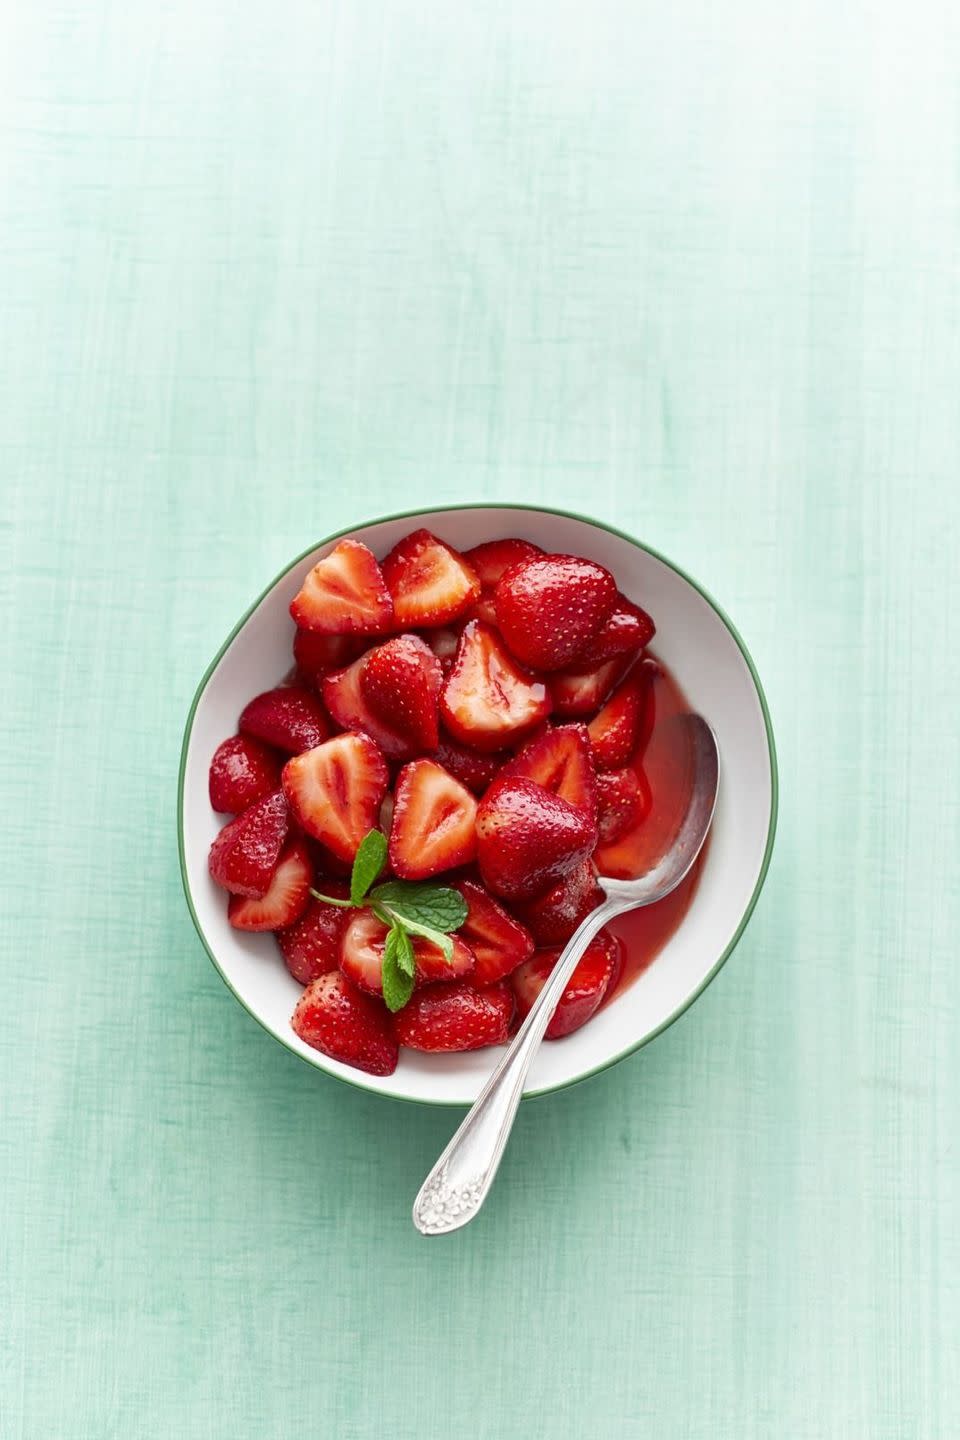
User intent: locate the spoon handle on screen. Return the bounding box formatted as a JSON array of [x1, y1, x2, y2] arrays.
[[412, 892, 625, 1236]]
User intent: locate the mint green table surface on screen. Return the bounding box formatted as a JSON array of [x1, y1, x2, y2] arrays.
[[4, 2, 958, 1435]]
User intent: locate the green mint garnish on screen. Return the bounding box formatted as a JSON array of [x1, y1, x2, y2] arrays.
[[310, 831, 468, 1011]]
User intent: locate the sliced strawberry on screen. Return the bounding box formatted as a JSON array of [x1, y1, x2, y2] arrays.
[[494, 553, 617, 670], [276, 883, 350, 984], [441, 620, 551, 752], [290, 538, 394, 635], [228, 840, 312, 931], [393, 980, 513, 1052], [586, 664, 655, 769], [239, 685, 329, 755], [321, 654, 410, 757], [292, 971, 398, 1076], [293, 628, 362, 688], [570, 595, 655, 668], [453, 879, 534, 985], [516, 859, 603, 945], [420, 627, 461, 674], [282, 733, 388, 862], [339, 909, 475, 994], [208, 734, 282, 814], [359, 634, 442, 755], [476, 776, 598, 902], [381, 529, 480, 628], [549, 655, 631, 718], [432, 734, 509, 795], [511, 931, 623, 1039], [596, 767, 652, 843], [464, 538, 543, 624], [208, 790, 290, 897], [388, 759, 477, 880], [500, 724, 597, 823]]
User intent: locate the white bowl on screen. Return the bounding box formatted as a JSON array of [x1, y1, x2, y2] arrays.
[[178, 505, 777, 1105]]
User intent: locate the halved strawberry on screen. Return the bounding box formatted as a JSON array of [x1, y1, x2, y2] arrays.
[[208, 734, 282, 814], [228, 840, 312, 931], [570, 595, 655, 668], [511, 931, 623, 1039], [276, 883, 350, 984], [392, 980, 514, 1052], [432, 734, 509, 795], [359, 634, 443, 755], [464, 538, 543, 624], [293, 628, 362, 688], [321, 654, 410, 757], [500, 724, 597, 823], [476, 776, 598, 902], [208, 790, 289, 897], [516, 859, 603, 945], [596, 767, 651, 843], [339, 909, 475, 994], [388, 759, 478, 880], [494, 553, 618, 670], [290, 538, 394, 635], [453, 879, 534, 985], [282, 733, 388, 862], [292, 971, 398, 1076], [381, 529, 480, 628], [441, 621, 551, 752], [420, 627, 461, 674], [587, 665, 655, 769], [239, 685, 329, 755], [549, 655, 631, 718]]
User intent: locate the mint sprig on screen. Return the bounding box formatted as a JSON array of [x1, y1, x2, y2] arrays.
[[310, 830, 469, 1013]]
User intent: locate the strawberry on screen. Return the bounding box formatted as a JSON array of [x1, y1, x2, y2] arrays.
[[517, 859, 603, 945], [290, 538, 394, 634], [494, 553, 618, 670], [476, 776, 598, 901], [359, 634, 442, 755], [549, 655, 631, 718], [453, 879, 534, 985], [293, 628, 362, 688], [596, 767, 651, 844], [420, 627, 461, 674], [511, 931, 623, 1039], [570, 595, 655, 668], [208, 734, 282, 814], [464, 538, 543, 624], [292, 971, 398, 1076], [239, 685, 329, 755], [432, 734, 509, 795], [392, 980, 514, 1052], [208, 789, 290, 897], [228, 840, 312, 931], [321, 653, 409, 757], [381, 529, 480, 628], [339, 909, 475, 994], [441, 621, 551, 752], [500, 723, 597, 822], [388, 759, 478, 880], [587, 665, 654, 769], [282, 732, 388, 862], [276, 883, 350, 984]]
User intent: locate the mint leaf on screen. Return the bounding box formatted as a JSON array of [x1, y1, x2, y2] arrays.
[[368, 881, 467, 934], [382, 926, 415, 1013], [378, 909, 454, 961], [350, 829, 388, 905], [394, 926, 416, 979]]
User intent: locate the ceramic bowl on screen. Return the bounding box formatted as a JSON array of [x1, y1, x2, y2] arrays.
[[179, 505, 777, 1104]]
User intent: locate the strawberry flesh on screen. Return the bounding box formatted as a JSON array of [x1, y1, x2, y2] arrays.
[[339, 909, 475, 994], [549, 655, 631, 718], [282, 732, 388, 862], [228, 839, 313, 931], [432, 734, 509, 794], [476, 776, 598, 901], [208, 789, 290, 897], [392, 980, 514, 1052], [570, 595, 655, 668], [276, 883, 350, 984], [292, 971, 398, 1075], [239, 685, 329, 755], [381, 529, 480, 628], [290, 538, 394, 634], [453, 879, 534, 985], [209, 734, 282, 814], [494, 553, 617, 670], [587, 666, 654, 770], [441, 620, 550, 752], [500, 723, 597, 823], [359, 634, 442, 755], [596, 767, 651, 844], [511, 931, 623, 1039], [517, 858, 603, 945], [388, 758, 478, 880]]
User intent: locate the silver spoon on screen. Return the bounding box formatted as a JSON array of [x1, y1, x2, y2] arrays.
[[412, 713, 719, 1236]]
